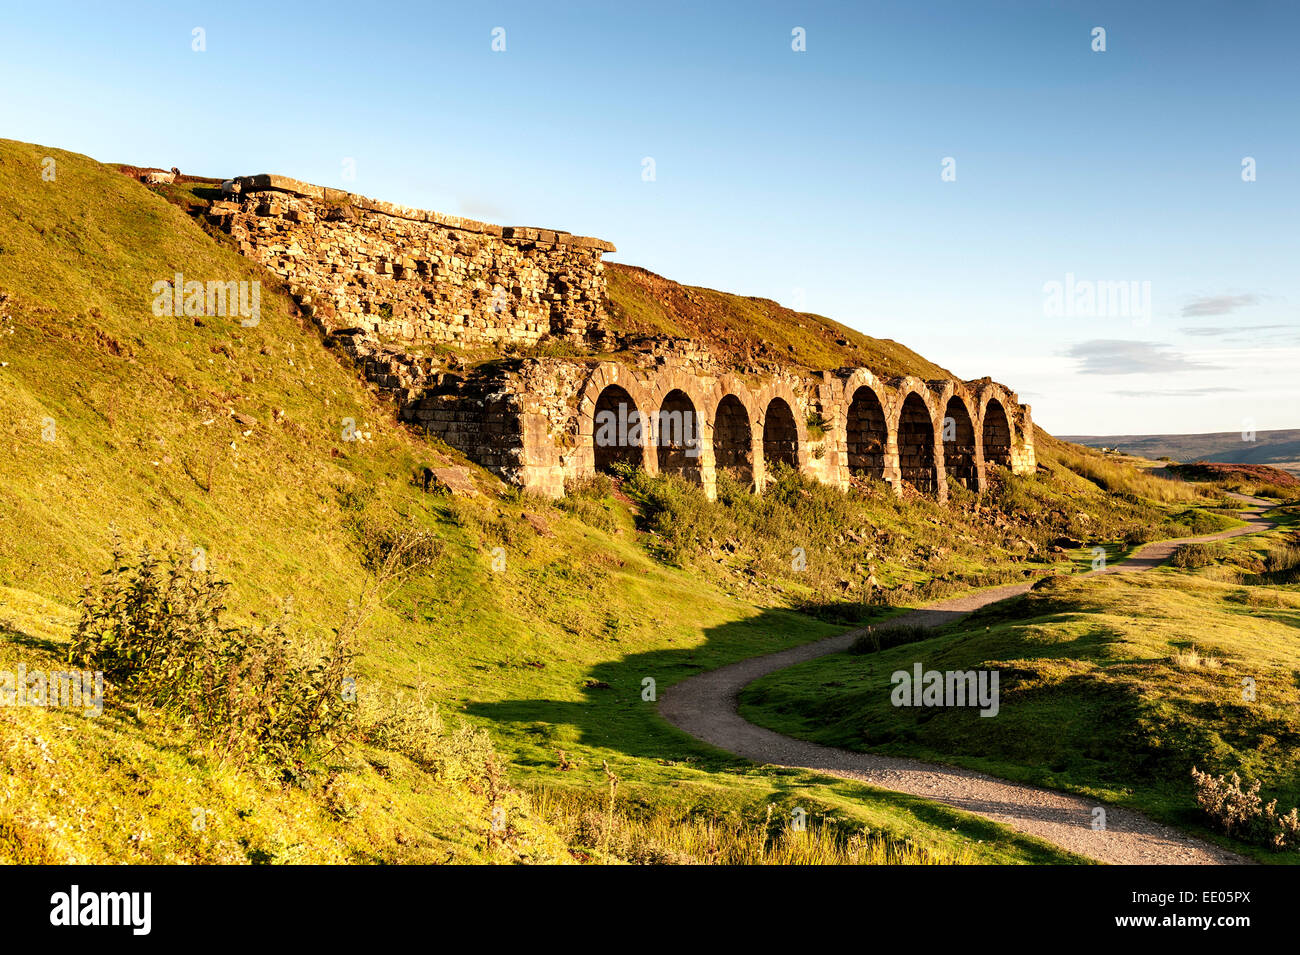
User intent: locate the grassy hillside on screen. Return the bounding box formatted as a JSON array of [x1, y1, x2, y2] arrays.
[[604, 263, 953, 377], [3, 138, 1275, 865], [0, 138, 1102, 864], [741, 504, 1300, 861]]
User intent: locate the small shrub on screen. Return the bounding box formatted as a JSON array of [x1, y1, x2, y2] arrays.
[[806, 412, 828, 442], [340, 494, 443, 572], [566, 473, 614, 499], [1123, 524, 1162, 546], [1191, 767, 1300, 850], [357, 686, 444, 761], [70, 543, 354, 763], [358, 688, 496, 783], [558, 474, 621, 533]]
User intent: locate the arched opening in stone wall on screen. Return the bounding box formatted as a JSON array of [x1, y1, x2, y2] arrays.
[[846, 386, 888, 481], [897, 393, 938, 494], [713, 394, 753, 486], [593, 385, 644, 475], [656, 389, 702, 483], [983, 398, 1013, 469], [762, 397, 800, 473], [942, 396, 978, 491]]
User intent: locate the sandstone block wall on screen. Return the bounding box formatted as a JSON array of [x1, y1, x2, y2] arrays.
[[206, 174, 615, 350], [367, 344, 1036, 502]]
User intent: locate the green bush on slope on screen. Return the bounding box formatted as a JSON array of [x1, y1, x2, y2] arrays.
[[70, 542, 354, 764]]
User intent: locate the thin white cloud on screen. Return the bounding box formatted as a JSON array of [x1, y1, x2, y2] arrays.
[[1113, 387, 1241, 398], [1181, 294, 1261, 317], [1064, 339, 1217, 375], [1180, 323, 1296, 338]]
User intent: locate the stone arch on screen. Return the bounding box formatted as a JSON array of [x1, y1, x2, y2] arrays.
[[762, 396, 800, 473], [845, 383, 889, 482], [577, 363, 654, 476], [592, 384, 645, 475], [896, 390, 939, 495], [982, 396, 1014, 469], [942, 394, 978, 491], [713, 394, 754, 485], [656, 388, 703, 483]]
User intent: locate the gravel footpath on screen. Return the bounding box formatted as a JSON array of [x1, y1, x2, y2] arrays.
[[660, 494, 1280, 865]]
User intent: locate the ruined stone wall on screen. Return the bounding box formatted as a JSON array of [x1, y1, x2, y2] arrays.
[[206, 174, 615, 350]]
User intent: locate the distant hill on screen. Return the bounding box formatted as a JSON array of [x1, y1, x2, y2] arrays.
[[1165, 462, 1300, 490], [1060, 429, 1300, 474]]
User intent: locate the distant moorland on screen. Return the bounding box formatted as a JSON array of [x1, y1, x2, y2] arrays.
[[1062, 429, 1300, 474]]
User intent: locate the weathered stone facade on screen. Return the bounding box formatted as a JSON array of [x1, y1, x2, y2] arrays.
[[213, 175, 1036, 501], [376, 349, 1035, 503], [206, 174, 615, 350]]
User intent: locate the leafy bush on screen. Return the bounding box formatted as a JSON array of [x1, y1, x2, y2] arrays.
[[1191, 767, 1300, 850], [806, 412, 828, 441], [1122, 524, 1163, 546], [70, 543, 354, 763], [566, 473, 614, 499]]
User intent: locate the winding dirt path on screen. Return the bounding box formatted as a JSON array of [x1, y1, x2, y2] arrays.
[[660, 494, 1281, 864]]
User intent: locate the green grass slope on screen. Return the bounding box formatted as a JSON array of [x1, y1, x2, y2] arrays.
[[604, 263, 953, 377], [0, 139, 1089, 864], [741, 504, 1300, 862]]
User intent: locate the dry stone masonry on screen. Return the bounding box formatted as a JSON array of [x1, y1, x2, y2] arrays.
[[212, 175, 1036, 501], [207, 174, 615, 350], [391, 357, 1035, 502]]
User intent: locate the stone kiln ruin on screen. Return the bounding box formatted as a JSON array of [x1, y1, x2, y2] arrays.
[[210, 174, 613, 349], [208, 175, 1036, 501]]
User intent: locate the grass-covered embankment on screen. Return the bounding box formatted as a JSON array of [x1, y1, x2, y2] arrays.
[[740, 504, 1300, 862]]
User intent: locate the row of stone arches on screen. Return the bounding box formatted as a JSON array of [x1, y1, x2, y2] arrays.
[[589, 383, 802, 486], [576, 363, 1022, 501]]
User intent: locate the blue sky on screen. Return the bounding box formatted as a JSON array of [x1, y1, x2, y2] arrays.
[[2, 0, 1296, 434]]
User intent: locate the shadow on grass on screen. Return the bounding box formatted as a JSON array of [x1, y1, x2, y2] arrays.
[[466, 598, 1086, 863], [467, 600, 978, 769], [0, 622, 62, 655]]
